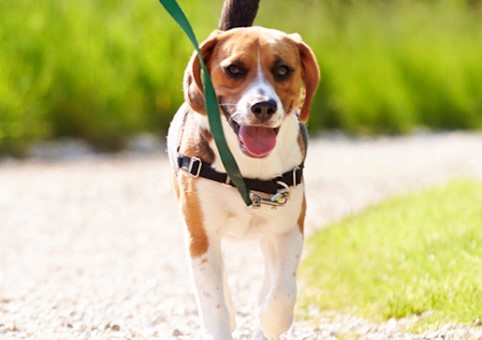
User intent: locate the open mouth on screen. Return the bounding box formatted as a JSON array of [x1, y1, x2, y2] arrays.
[[230, 120, 279, 158], [219, 98, 279, 158]]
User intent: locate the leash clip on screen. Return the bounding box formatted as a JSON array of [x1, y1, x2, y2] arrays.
[[249, 181, 290, 209]]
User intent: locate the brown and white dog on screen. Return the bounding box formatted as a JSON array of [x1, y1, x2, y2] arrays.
[[167, 1, 319, 338]]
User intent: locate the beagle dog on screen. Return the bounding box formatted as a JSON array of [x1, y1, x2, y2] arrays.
[[167, 22, 319, 340]]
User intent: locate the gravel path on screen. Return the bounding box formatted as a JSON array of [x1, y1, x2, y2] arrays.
[[1, 132, 481, 339]]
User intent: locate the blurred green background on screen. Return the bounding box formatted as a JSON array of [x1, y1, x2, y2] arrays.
[[1, 0, 481, 156]]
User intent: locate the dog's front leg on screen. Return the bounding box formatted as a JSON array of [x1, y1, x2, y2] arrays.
[[189, 240, 234, 339], [177, 174, 234, 339], [256, 227, 304, 339]]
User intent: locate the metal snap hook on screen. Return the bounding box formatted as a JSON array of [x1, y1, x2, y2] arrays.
[[249, 181, 290, 209]]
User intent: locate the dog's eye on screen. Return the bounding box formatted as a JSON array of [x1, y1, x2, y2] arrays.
[[225, 64, 246, 79], [272, 65, 292, 81]]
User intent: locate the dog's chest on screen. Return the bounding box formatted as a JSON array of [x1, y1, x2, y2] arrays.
[[197, 179, 304, 239]]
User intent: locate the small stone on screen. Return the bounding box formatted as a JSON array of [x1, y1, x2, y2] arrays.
[[475, 319, 482, 327], [110, 324, 121, 331], [172, 328, 183, 336]]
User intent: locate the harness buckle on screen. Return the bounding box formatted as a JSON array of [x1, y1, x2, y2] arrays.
[[188, 157, 202, 178], [249, 181, 290, 209]]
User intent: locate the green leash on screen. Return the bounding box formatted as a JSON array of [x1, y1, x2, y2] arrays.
[[158, 0, 252, 206]]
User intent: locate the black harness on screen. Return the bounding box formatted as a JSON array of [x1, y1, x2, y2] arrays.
[[177, 154, 303, 195]]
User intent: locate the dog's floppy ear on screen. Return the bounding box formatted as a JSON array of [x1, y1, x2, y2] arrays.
[[295, 39, 320, 123], [183, 31, 220, 114]]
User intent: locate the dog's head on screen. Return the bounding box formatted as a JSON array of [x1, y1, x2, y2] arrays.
[[184, 27, 319, 158]]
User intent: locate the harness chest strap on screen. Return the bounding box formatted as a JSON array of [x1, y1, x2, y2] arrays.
[[177, 154, 303, 195]]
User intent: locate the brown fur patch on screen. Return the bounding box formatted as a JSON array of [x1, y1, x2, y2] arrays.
[[173, 106, 214, 258], [179, 113, 215, 164], [297, 193, 306, 235], [179, 172, 209, 257], [200, 128, 213, 143]]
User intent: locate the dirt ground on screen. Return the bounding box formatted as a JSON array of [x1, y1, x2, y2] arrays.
[[1, 132, 481, 339]]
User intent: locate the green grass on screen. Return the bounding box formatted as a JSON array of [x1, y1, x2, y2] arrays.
[[1, 1, 482, 155], [300, 179, 482, 331]]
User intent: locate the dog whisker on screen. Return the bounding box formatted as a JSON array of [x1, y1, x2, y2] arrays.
[[228, 112, 241, 125]]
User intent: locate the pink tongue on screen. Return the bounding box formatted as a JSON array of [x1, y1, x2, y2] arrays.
[[238, 126, 277, 157]]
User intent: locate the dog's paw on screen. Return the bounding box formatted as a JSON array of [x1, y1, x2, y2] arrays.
[[257, 297, 294, 339]]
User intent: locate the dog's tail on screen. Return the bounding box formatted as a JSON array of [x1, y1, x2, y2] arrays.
[[218, 0, 260, 30]]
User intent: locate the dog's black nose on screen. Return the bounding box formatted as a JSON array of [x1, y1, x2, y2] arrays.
[[250, 100, 277, 121]]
